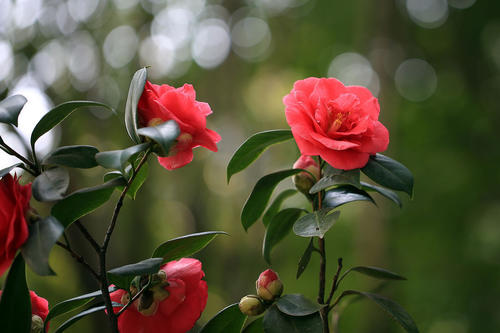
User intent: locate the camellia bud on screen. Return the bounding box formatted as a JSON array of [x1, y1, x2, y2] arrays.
[[239, 295, 265, 316], [256, 269, 283, 302], [31, 314, 44, 333], [292, 155, 320, 194]]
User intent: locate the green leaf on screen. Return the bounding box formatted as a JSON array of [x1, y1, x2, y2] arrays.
[[137, 120, 180, 157], [42, 145, 99, 169], [30, 101, 113, 153], [0, 255, 31, 333], [339, 290, 419, 333], [103, 162, 148, 200], [95, 143, 150, 171], [21, 216, 64, 276], [309, 169, 361, 194], [107, 258, 163, 290], [296, 238, 314, 279], [361, 153, 414, 197], [0, 163, 23, 178], [0, 94, 27, 126], [227, 130, 294, 182], [262, 189, 298, 227], [44, 287, 117, 331], [276, 294, 321, 317], [152, 231, 227, 264], [344, 266, 406, 281], [293, 209, 340, 238], [54, 304, 122, 333], [51, 177, 126, 227], [361, 181, 402, 208], [200, 303, 247, 333], [263, 208, 304, 264], [242, 169, 303, 231], [125, 67, 147, 144], [243, 317, 264, 333], [32, 167, 69, 202], [323, 185, 375, 209], [262, 305, 322, 333]]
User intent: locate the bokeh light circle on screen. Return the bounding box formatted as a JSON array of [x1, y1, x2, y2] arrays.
[[394, 58, 437, 102]]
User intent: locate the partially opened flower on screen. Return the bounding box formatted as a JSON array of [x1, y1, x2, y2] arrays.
[[137, 81, 221, 170], [0, 174, 32, 277], [110, 258, 208, 333]]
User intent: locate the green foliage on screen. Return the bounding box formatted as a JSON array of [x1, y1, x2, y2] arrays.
[[242, 317, 264, 332], [310, 169, 361, 194], [137, 120, 180, 157], [361, 153, 414, 197], [200, 303, 247, 333], [54, 304, 121, 333], [262, 189, 298, 227], [107, 257, 163, 290], [263, 208, 304, 264], [96, 142, 150, 172], [103, 163, 149, 200], [227, 129, 293, 182], [242, 169, 303, 231], [152, 231, 227, 264], [296, 238, 314, 279], [263, 305, 322, 333], [323, 185, 375, 209], [32, 167, 69, 202], [0, 163, 22, 178], [125, 67, 147, 144], [21, 216, 64, 275], [360, 182, 402, 208], [275, 294, 321, 316], [42, 145, 99, 169], [341, 266, 407, 282], [293, 209, 340, 238], [0, 255, 31, 333], [0, 95, 27, 127]]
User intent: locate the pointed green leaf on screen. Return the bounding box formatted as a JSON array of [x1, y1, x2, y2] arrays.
[[21, 216, 64, 276], [263, 305, 322, 333], [42, 145, 99, 169], [242, 169, 303, 231], [107, 257, 164, 290], [323, 185, 375, 209], [227, 130, 293, 182], [361, 153, 414, 196], [0, 95, 27, 126], [276, 294, 321, 317], [102, 162, 148, 200], [296, 238, 314, 279], [200, 304, 247, 333], [137, 120, 180, 157], [343, 266, 406, 281], [263, 189, 298, 227], [309, 169, 361, 194], [31, 101, 113, 152], [125, 68, 147, 144], [361, 182, 402, 208], [0, 163, 23, 178], [243, 317, 264, 333], [152, 231, 227, 264], [339, 290, 419, 333], [0, 255, 31, 333], [293, 209, 340, 238], [51, 177, 126, 227], [32, 167, 69, 202], [54, 304, 121, 333], [95, 143, 150, 171], [263, 208, 304, 264]]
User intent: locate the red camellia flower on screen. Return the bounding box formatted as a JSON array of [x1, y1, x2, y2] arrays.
[[0, 174, 31, 277], [256, 269, 283, 302], [0, 290, 49, 332], [137, 81, 221, 170], [283, 77, 389, 170], [110, 258, 208, 333]]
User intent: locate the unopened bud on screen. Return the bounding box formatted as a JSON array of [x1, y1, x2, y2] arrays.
[[31, 315, 44, 333], [292, 156, 320, 194], [256, 269, 283, 302], [239, 295, 265, 316]]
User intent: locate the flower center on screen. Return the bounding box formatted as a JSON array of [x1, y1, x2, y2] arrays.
[[147, 118, 164, 127], [324, 93, 360, 135]]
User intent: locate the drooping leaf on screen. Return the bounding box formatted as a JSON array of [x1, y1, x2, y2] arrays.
[[309, 169, 361, 194], [125, 67, 147, 144], [262, 305, 322, 333], [342, 266, 406, 282], [0, 255, 31, 333], [339, 290, 419, 333], [30, 101, 113, 152], [296, 238, 314, 279], [200, 303, 247, 333], [263, 189, 298, 227], [242, 169, 303, 231], [242, 317, 264, 333], [0, 95, 27, 127], [361, 153, 414, 197], [293, 209, 340, 238], [276, 294, 321, 317], [42, 145, 99, 169], [107, 258, 163, 290], [323, 185, 375, 209], [137, 120, 180, 157], [152, 231, 227, 264], [32, 167, 69, 202], [227, 130, 294, 182], [263, 208, 304, 264], [51, 177, 126, 227], [95, 143, 150, 171], [0, 163, 23, 178], [21, 216, 64, 275], [361, 181, 402, 208], [54, 303, 122, 333]]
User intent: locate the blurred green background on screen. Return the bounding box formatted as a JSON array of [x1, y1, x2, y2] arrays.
[[1, 0, 499, 332]]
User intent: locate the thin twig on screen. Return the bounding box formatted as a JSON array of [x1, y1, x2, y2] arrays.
[[74, 220, 101, 253], [326, 258, 343, 307], [56, 241, 99, 281], [116, 280, 151, 317], [0, 138, 38, 174]]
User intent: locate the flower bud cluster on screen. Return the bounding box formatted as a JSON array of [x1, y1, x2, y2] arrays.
[[238, 269, 284, 317], [292, 155, 320, 195]]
